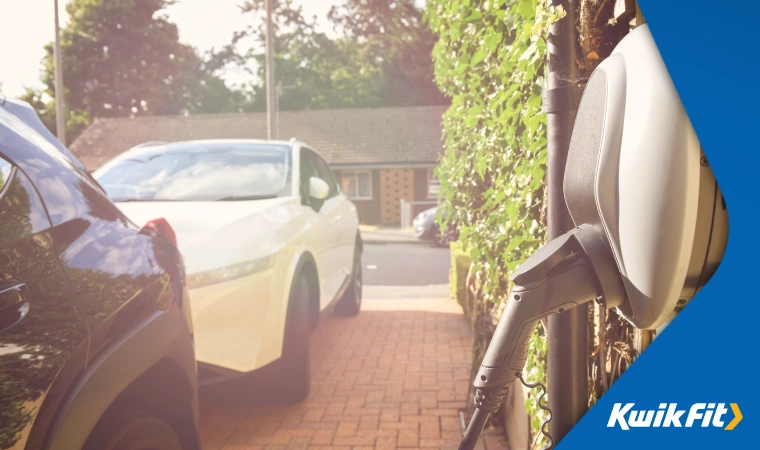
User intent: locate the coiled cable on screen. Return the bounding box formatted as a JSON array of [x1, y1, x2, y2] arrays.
[[519, 374, 553, 449]]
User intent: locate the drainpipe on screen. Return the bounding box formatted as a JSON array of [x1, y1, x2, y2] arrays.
[[543, 0, 587, 444]]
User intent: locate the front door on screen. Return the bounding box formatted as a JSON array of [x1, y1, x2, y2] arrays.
[[311, 153, 355, 284], [299, 148, 344, 305]]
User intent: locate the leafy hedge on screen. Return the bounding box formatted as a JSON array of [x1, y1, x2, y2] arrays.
[[426, 0, 563, 443], [449, 241, 473, 314]]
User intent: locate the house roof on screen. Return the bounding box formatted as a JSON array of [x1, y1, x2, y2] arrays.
[[69, 105, 448, 170]]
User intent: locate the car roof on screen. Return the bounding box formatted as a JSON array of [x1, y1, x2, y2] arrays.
[[0, 96, 86, 171], [117, 139, 292, 159]]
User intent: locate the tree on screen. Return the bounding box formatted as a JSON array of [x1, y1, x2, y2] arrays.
[[232, 0, 385, 111], [37, 0, 243, 143], [329, 0, 447, 106], [232, 0, 446, 111], [17, 88, 57, 133]]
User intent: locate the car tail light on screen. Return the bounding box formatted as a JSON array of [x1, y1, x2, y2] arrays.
[[139, 218, 177, 246]]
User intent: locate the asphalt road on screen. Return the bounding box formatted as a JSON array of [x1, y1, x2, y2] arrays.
[[361, 243, 451, 287]]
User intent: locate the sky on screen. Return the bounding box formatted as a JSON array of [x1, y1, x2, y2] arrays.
[[0, 0, 340, 97]]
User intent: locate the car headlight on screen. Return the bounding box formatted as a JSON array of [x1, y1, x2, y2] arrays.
[[186, 255, 275, 289], [415, 210, 435, 223]]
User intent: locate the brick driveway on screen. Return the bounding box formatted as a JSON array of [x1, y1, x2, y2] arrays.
[[199, 294, 472, 450]]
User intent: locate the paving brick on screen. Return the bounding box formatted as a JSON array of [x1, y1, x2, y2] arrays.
[[358, 414, 380, 430], [324, 401, 346, 416], [376, 435, 398, 450], [381, 407, 400, 422], [398, 428, 420, 447], [355, 429, 398, 439], [335, 419, 359, 437], [302, 407, 325, 422], [441, 416, 461, 432], [420, 418, 441, 438], [332, 435, 376, 446], [285, 436, 311, 450], [310, 429, 335, 445], [380, 421, 419, 431], [400, 402, 420, 415]]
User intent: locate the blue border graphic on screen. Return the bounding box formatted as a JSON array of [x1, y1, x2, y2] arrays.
[[559, 1, 759, 448]]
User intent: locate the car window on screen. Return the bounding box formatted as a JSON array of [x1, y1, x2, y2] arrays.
[[312, 154, 339, 198], [0, 157, 12, 194], [95, 142, 292, 202], [300, 149, 320, 205]]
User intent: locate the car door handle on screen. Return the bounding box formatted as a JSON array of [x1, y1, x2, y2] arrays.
[[0, 283, 29, 332]]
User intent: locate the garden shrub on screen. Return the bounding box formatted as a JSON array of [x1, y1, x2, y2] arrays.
[[426, 0, 564, 445]]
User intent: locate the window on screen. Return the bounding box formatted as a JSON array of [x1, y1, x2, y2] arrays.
[[312, 154, 339, 198], [341, 170, 372, 200], [299, 149, 319, 204], [300, 148, 338, 210], [95, 142, 292, 201], [0, 157, 12, 194], [427, 168, 440, 200]]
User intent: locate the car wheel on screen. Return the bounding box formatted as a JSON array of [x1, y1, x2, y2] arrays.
[[335, 246, 362, 316], [83, 408, 182, 450], [277, 274, 311, 402]]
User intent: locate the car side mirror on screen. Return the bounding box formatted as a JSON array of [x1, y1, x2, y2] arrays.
[[309, 177, 329, 200]]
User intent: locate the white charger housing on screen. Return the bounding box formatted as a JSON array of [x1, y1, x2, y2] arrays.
[[564, 25, 727, 329]]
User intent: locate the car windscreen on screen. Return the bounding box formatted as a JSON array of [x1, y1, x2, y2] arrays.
[[94, 142, 292, 202]]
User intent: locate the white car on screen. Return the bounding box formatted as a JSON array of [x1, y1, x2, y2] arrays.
[[93, 139, 362, 401]]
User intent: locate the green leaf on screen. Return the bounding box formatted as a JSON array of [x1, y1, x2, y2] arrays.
[[516, 0, 536, 21], [472, 48, 488, 65], [484, 34, 501, 52], [518, 43, 537, 61], [527, 94, 542, 109], [466, 10, 483, 22]]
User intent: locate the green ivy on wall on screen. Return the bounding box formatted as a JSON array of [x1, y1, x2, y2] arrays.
[[425, 0, 564, 445]]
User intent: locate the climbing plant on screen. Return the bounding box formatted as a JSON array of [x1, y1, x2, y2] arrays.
[[425, 0, 564, 445]]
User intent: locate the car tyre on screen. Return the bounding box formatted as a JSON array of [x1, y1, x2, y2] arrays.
[[335, 246, 362, 316], [83, 408, 183, 450], [277, 274, 311, 403]]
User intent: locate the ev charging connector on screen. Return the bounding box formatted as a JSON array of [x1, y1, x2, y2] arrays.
[[459, 225, 623, 448]]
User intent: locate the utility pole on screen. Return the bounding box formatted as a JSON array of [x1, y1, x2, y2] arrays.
[[275, 81, 296, 140], [276, 81, 281, 140], [544, 0, 587, 444], [53, 0, 66, 144], [265, 0, 276, 140]]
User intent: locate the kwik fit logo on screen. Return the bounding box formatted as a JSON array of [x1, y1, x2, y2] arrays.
[[608, 403, 743, 430]]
